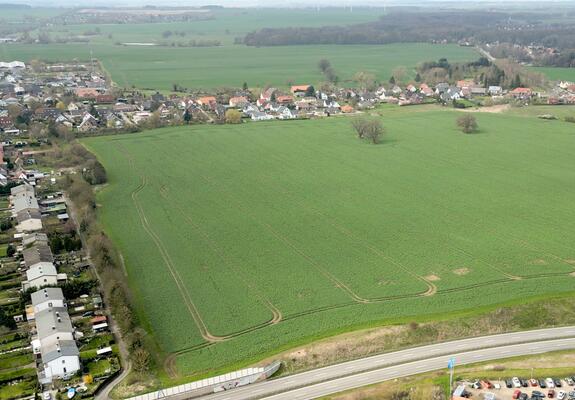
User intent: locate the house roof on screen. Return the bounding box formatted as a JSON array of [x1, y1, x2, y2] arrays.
[[23, 243, 54, 267], [22, 232, 48, 246], [11, 183, 34, 196], [16, 208, 42, 223], [31, 288, 65, 307], [26, 262, 57, 282], [35, 307, 74, 340], [12, 194, 39, 214], [197, 96, 216, 104], [41, 339, 79, 364], [291, 85, 311, 93], [511, 87, 532, 94]]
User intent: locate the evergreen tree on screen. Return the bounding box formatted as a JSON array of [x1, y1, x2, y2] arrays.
[[183, 109, 192, 124], [389, 76, 396, 85], [242, 82, 248, 91], [414, 73, 421, 83]]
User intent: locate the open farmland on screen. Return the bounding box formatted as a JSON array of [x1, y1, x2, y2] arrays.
[[82, 109, 575, 378], [531, 66, 575, 82], [0, 42, 477, 90], [0, 7, 478, 90]]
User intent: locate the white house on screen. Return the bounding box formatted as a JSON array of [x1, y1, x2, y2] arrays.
[[35, 307, 75, 346], [31, 288, 66, 314], [24, 263, 58, 290], [41, 340, 80, 382]]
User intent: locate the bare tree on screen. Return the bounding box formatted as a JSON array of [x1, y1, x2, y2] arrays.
[[354, 71, 376, 91], [318, 59, 331, 73], [225, 109, 242, 124], [351, 116, 384, 144], [457, 114, 478, 134]]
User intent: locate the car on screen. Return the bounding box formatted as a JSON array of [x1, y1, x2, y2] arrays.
[[531, 379, 541, 387], [522, 379, 530, 387], [513, 390, 522, 399], [556, 379, 563, 388], [558, 391, 567, 400], [568, 392, 575, 399], [566, 378, 575, 386], [541, 380, 548, 388], [520, 394, 529, 400], [472, 380, 482, 389], [42, 393, 51, 400], [493, 382, 501, 390], [548, 379, 557, 389], [507, 379, 515, 388], [482, 380, 493, 389], [513, 377, 523, 388], [532, 391, 546, 398], [549, 390, 556, 398]]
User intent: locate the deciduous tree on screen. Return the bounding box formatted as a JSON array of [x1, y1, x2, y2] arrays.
[[457, 114, 478, 134]]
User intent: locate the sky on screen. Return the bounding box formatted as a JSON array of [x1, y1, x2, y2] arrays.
[[5, 0, 574, 7]]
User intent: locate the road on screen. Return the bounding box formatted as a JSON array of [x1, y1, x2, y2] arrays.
[[187, 326, 575, 400]]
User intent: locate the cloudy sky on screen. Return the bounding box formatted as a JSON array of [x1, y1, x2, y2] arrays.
[[6, 0, 570, 7]]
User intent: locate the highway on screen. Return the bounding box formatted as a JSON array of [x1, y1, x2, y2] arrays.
[[191, 326, 575, 400]]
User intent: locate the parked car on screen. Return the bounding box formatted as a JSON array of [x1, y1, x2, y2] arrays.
[[566, 378, 574, 386], [558, 391, 567, 400], [42, 393, 51, 400], [556, 379, 563, 388], [513, 389, 522, 399], [507, 379, 515, 388], [493, 382, 501, 390], [513, 377, 523, 388], [549, 390, 556, 398], [532, 391, 546, 398], [531, 379, 541, 387], [482, 380, 493, 389], [522, 379, 530, 387], [540, 379, 548, 388], [472, 380, 482, 389], [548, 378, 557, 389]]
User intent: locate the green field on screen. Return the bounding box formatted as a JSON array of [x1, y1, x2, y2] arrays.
[[0, 8, 478, 90], [83, 108, 575, 377], [532, 67, 575, 82], [0, 42, 477, 90]]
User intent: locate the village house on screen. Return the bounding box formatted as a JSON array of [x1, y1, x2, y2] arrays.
[[23, 243, 54, 269], [31, 288, 66, 314], [291, 85, 311, 97], [276, 95, 294, 105], [16, 208, 43, 233], [197, 96, 217, 110], [260, 87, 277, 102], [229, 96, 249, 108], [24, 262, 58, 290], [509, 87, 533, 100]]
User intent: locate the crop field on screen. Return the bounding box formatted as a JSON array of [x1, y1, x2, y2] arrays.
[[531, 67, 575, 82], [0, 7, 478, 90], [83, 108, 575, 377]]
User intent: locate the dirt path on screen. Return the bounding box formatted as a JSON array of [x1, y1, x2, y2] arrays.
[[458, 104, 510, 113]]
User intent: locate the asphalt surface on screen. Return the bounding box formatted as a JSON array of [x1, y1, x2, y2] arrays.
[[191, 326, 575, 400]]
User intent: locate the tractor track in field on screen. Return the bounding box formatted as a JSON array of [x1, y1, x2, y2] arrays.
[[131, 176, 226, 343], [113, 139, 575, 373], [158, 185, 283, 324]]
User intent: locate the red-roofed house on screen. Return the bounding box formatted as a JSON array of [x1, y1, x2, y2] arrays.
[[291, 85, 311, 96], [276, 95, 294, 105], [510, 87, 533, 98], [90, 315, 107, 325], [197, 96, 216, 107], [260, 87, 277, 101], [229, 96, 248, 108], [75, 88, 100, 99]]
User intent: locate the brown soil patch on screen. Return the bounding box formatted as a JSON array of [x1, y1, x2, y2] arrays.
[[458, 104, 511, 114], [425, 274, 441, 281], [453, 268, 470, 276], [564, 259, 575, 265], [570, 272, 575, 277], [531, 259, 548, 265]]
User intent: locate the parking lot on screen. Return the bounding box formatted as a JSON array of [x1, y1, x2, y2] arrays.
[[455, 377, 575, 399]]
